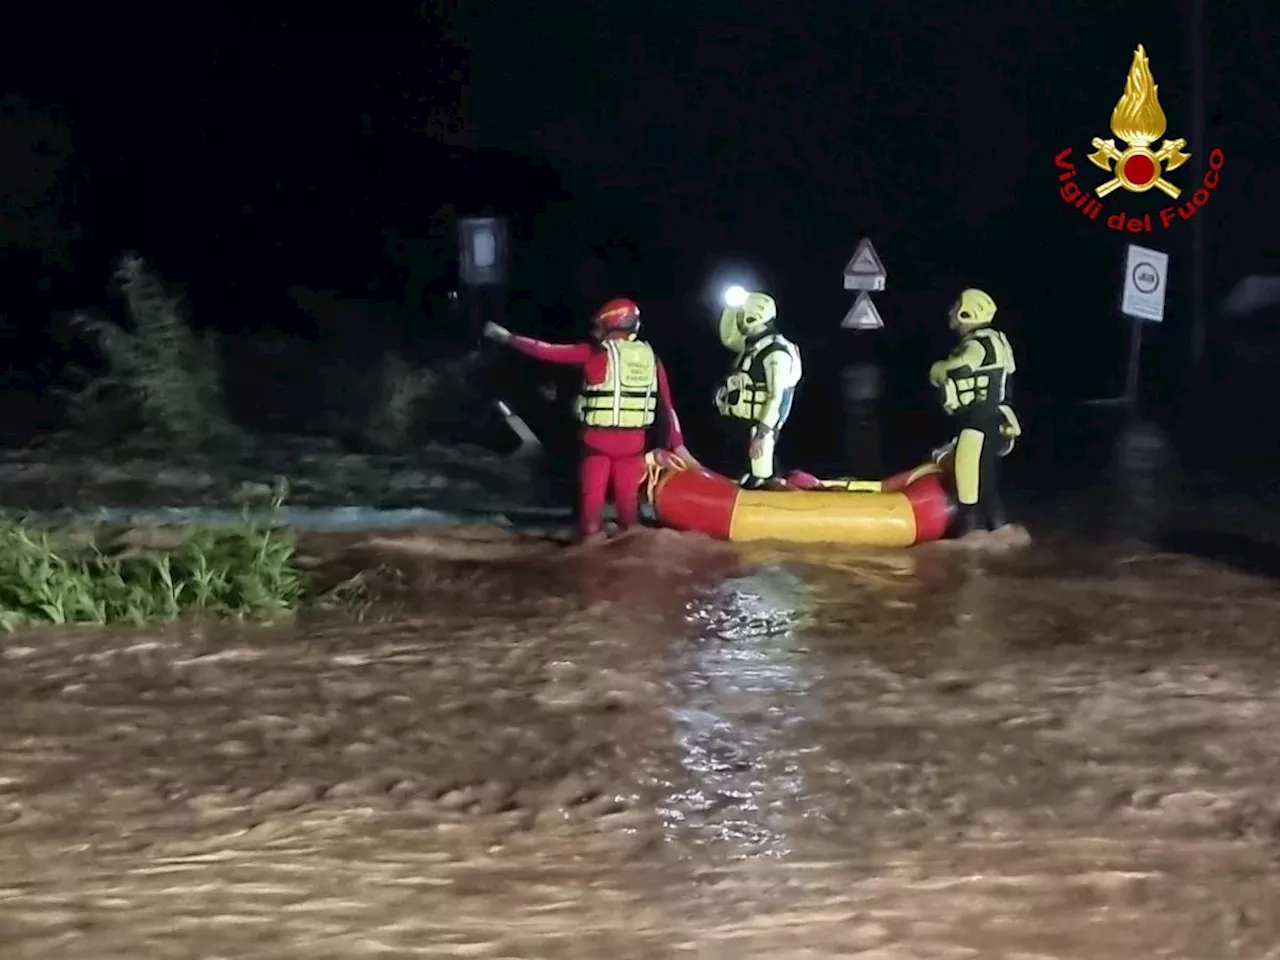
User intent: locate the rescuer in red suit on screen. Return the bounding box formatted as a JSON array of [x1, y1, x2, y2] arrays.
[[484, 298, 699, 541]]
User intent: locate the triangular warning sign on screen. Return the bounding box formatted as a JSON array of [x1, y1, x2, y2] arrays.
[[843, 238, 886, 291], [841, 291, 884, 330]]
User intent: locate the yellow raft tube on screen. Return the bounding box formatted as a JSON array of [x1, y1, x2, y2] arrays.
[[643, 454, 956, 546]]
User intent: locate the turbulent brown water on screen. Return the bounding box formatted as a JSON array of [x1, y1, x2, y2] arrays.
[[4, 524, 1280, 958]]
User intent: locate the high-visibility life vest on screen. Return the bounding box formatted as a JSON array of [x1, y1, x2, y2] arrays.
[[715, 333, 802, 422], [574, 339, 658, 428], [933, 328, 1016, 415]]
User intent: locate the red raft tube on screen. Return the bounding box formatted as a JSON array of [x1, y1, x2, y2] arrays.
[[642, 453, 955, 546]]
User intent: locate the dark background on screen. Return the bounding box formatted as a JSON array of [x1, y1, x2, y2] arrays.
[[3, 1, 1277, 485]]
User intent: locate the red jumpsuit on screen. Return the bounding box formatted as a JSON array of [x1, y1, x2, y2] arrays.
[[507, 335, 685, 538]]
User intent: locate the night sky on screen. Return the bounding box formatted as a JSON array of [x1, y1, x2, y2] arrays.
[[3, 1, 1277, 464]]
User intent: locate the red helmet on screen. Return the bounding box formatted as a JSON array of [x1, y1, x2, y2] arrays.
[[591, 297, 640, 337]]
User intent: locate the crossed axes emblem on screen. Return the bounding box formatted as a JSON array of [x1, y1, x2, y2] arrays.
[[1087, 137, 1191, 199]]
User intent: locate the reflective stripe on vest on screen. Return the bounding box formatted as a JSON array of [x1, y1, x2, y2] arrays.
[[716, 334, 800, 422], [946, 329, 1015, 411], [574, 339, 658, 428]]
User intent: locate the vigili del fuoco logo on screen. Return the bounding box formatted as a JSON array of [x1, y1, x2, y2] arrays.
[[1054, 44, 1224, 233]]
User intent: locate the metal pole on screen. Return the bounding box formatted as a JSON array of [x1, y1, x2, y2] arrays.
[[468, 286, 483, 344], [1124, 315, 1143, 416], [1188, 0, 1207, 370]]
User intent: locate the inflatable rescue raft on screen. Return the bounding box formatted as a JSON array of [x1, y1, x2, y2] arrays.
[[643, 453, 956, 546]]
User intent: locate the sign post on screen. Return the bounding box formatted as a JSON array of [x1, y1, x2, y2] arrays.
[[458, 216, 509, 340], [840, 238, 887, 474], [458, 216, 507, 289], [1113, 243, 1172, 538], [1120, 243, 1169, 409], [458, 215, 541, 459], [841, 238, 887, 325]]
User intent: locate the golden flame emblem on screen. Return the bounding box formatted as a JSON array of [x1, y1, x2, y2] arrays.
[[1087, 45, 1192, 198]]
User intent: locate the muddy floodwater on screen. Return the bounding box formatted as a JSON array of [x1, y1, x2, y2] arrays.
[[4, 524, 1280, 958]]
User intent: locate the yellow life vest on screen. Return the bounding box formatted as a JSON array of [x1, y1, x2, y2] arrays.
[[715, 333, 801, 422], [931, 328, 1016, 415], [574, 339, 658, 428]]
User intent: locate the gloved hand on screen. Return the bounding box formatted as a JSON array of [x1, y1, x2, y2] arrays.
[[997, 404, 1022, 456], [483, 321, 512, 343], [671, 444, 702, 469]]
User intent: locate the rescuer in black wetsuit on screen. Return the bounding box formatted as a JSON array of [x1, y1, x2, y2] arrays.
[[928, 288, 1022, 536]]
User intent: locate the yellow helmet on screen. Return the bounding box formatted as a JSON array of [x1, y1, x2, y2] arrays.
[[949, 288, 996, 331], [718, 291, 777, 352]]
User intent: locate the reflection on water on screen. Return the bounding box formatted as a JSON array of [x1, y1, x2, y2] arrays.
[[661, 565, 816, 858]]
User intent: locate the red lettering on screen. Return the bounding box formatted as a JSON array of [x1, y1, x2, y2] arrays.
[[1159, 207, 1177, 228], [1209, 147, 1224, 170], [1056, 171, 1104, 222], [1054, 147, 1075, 171], [1106, 212, 1126, 231], [1178, 201, 1197, 219], [1126, 217, 1145, 233], [1204, 169, 1219, 189], [1144, 213, 1152, 231], [1193, 188, 1210, 206]]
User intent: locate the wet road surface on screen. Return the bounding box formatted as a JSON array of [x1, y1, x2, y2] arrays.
[[4, 525, 1280, 958]]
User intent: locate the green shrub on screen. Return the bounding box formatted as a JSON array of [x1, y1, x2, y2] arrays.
[[363, 352, 440, 450], [0, 484, 301, 630], [64, 254, 237, 447], [363, 350, 481, 450]]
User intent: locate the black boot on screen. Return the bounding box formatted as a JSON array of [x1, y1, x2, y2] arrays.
[[983, 495, 1007, 531], [952, 504, 982, 537]]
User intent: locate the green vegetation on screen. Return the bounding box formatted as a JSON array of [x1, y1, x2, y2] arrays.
[[364, 351, 446, 451], [0, 483, 301, 630], [363, 350, 482, 451], [64, 254, 238, 448]]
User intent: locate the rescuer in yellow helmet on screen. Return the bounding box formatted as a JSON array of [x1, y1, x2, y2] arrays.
[[713, 287, 803, 488], [928, 288, 1022, 536]]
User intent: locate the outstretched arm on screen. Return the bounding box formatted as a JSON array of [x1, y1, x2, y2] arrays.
[[484, 322, 594, 365], [507, 335, 594, 365]]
